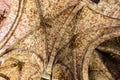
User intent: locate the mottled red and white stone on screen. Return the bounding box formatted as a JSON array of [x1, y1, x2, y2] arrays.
[[0, 0, 10, 29], [0, 0, 10, 13], [0, 0, 18, 40], [0, 0, 40, 56]]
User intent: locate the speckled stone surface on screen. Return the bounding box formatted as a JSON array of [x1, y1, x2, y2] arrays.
[[0, 0, 119, 80]]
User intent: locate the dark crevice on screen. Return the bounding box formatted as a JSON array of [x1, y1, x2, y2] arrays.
[[0, 10, 7, 24], [95, 48, 120, 80], [0, 73, 10, 80], [91, 0, 100, 4], [116, 37, 120, 46]]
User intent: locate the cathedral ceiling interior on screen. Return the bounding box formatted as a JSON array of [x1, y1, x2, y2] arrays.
[[0, 0, 119, 80]]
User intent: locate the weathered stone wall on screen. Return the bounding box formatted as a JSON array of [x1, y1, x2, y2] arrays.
[[0, 0, 119, 80]]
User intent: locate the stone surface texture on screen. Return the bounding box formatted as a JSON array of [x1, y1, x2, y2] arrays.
[[0, 0, 119, 80]]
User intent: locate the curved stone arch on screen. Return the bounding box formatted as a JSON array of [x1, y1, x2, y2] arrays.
[[0, 0, 25, 49], [0, 48, 44, 80], [79, 26, 120, 80], [84, 0, 120, 20]]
